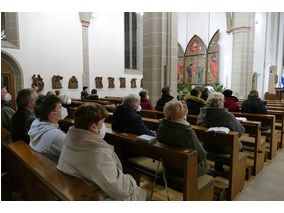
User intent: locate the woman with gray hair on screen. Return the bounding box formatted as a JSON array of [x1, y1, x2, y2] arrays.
[[196, 92, 244, 175], [139, 89, 153, 110], [112, 94, 156, 136]]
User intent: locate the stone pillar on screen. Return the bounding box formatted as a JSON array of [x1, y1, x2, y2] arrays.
[[143, 12, 178, 104], [79, 12, 92, 88], [230, 12, 255, 98]]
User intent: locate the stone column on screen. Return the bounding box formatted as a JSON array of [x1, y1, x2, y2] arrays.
[[143, 12, 178, 104], [79, 12, 92, 88], [230, 12, 255, 98]]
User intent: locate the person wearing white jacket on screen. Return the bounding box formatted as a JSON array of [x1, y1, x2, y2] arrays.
[[29, 95, 66, 163], [57, 103, 147, 201]]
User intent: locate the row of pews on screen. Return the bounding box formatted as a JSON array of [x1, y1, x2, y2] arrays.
[[3, 97, 283, 201]]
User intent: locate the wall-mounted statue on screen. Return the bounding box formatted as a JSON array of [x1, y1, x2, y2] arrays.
[[108, 77, 115, 88], [119, 77, 126, 88], [32, 74, 44, 91], [68, 76, 78, 89], [140, 78, 143, 88], [131, 78, 137, 88], [95, 77, 103, 88], [52, 75, 63, 89]]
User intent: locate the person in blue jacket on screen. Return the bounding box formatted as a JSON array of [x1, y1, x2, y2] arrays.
[[112, 94, 156, 137]]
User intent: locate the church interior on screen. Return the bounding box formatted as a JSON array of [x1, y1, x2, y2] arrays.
[[1, 8, 284, 206]]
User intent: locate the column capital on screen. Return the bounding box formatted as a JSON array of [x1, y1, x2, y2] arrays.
[[79, 12, 92, 27]]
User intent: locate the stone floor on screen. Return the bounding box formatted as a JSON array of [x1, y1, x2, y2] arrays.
[[234, 148, 284, 201]]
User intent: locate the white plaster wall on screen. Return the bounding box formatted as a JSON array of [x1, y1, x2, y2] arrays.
[[2, 12, 84, 99], [88, 12, 143, 98], [178, 12, 232, 88], [253, 12, 267, 98]]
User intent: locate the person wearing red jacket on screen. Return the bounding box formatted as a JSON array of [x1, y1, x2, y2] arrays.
[[223, 89, 240, 112], [139, 89, 154, 110]]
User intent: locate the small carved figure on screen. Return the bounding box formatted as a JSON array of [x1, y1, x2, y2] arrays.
[[68, 76, 78, 89], [131, 78, 137, 88], [32, 74, 44, 91], [52, 75, 63, 89], [108, 77, 115, 88], [119, 77, 126, 88], [140, 78, 143, 88], [95, 77, 103, 88]]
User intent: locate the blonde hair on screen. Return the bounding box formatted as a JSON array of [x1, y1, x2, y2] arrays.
[[206, 92, 224, 107], [163, 100, 184, 120]]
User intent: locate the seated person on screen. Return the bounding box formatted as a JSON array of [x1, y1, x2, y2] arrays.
[[157, 100, 211, 177], [184, 88, 205, 115], [200, 87, 210, 101], [178, 88, 188, 102], [57, 103, 146, 201], [223, 89, 240, 112], [196, 92, 244, 174], [1, 86, 15, 130], [112, 94, 156, 136], [139, 89, 153, 110], [29, 95, 66, 163], [88, 89, 99, 100], [81, 86, 89, 99], [241, 90, 268, 114], [59, 94, 73, 119], [55, 90, 61, 96], [11, 88, 38, 143], [155, 85, 174, 111]]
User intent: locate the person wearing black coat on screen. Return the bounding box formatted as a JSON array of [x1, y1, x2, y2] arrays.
[[184, 88, 206, 115], [81, 86, 89, 99], [241, 90, 268, 115], [112, 94, 156, 137], [155, 85, 174, 111]]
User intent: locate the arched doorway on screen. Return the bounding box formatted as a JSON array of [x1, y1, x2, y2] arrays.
[[1, 59, 16, 109], [1, 51, 24, 110]]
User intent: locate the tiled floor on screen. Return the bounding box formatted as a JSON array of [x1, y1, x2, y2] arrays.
[[234, 149, 284, 201]]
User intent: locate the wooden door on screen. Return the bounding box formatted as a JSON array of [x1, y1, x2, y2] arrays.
[[1, 59, 16, 110]]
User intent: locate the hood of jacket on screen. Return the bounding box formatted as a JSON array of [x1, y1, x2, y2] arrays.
[[28, 118, 59, 146], [65, 126, 111, 151], [184, 95, 206, 104], [198, 107, 229, 123]]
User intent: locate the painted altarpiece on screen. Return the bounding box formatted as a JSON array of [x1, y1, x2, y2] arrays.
[[177, 43, 184, 84], [206, 30, 219, 84]]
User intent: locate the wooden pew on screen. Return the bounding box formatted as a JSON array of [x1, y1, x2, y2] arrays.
[[103, 115, 246, 200], [232, 112, 277, 160], [267, 110, 284, 149], [103, 127, 215, 201], [6, 141, 100, 201], [186, 114, 265, 176], [71, 98, 111, 105]]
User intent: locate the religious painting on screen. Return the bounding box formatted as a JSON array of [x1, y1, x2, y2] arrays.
[[32, 74, 44, 91], [68, 76, 78, 89], [95, 77, 103, 88], [52, 75, 63, 89], [206, 30, 219, 84], [184, 55, 206, 84], [140, 78, 143, 88], [108, 77, 115, 88], [131, 78, 137, 88], [177, 43, 184, 84], [119, 77, 126, 88], [184, 35, 206, 84]]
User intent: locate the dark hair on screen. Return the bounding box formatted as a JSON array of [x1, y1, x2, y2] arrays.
[[161, 86, 170, 96], [74, 103, 108, 130], [55, 90, 61, 96], [83, 86, 88, 91], [190, 88, 200, 97], [139, 89, 148, 98], [201, 87, 209, 95], [91, 89, 97, 94], [222, 89, 233, 97], [16, 88, 34, 109], [34, 95, 61, 121]]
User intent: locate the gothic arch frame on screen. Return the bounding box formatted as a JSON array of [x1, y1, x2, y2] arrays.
[[177, 42, 184, 84], [1, 50, 24, 96]]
